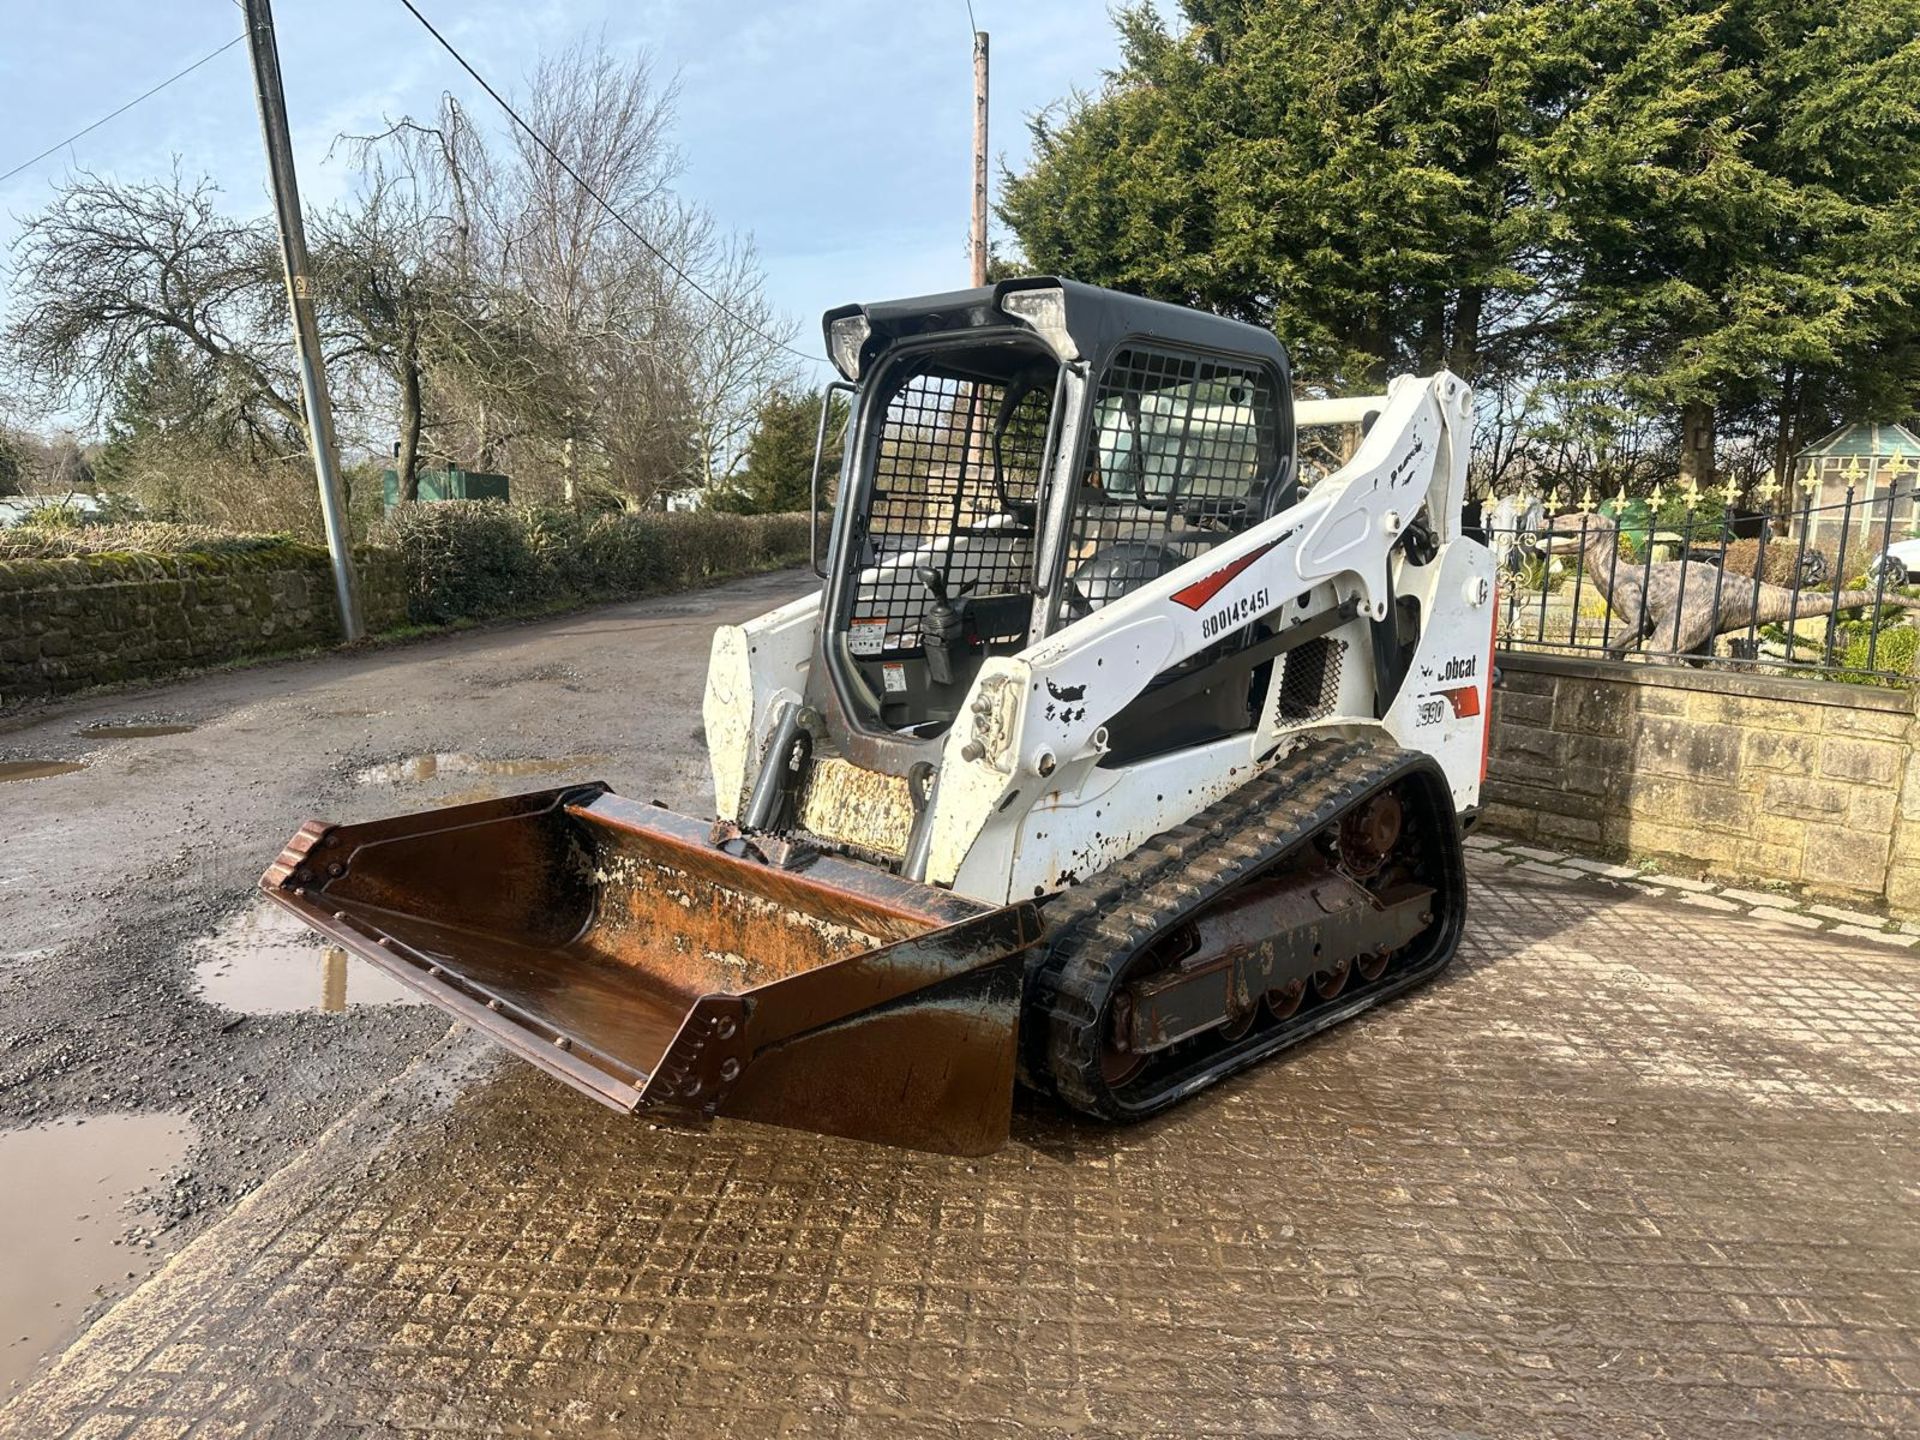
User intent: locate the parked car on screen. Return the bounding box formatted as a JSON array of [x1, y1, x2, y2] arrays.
[[1868, 537, 1920, 585]]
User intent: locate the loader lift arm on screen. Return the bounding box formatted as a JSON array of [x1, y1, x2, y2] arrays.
[[919, 366, 1489, 902]]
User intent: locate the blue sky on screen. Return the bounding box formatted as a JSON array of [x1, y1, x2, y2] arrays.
[[0, 1, 1137, 381]]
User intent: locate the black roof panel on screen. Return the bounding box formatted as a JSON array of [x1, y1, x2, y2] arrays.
[[824, 276, 1286, 377]]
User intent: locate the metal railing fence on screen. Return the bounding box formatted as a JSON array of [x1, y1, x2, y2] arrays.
[[1476, 488, 1919, 685]]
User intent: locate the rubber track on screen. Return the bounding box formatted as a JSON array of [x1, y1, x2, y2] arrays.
[[1022, 737, 1463, 1119]]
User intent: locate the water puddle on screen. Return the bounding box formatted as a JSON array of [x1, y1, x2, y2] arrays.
[[0, 1112, 192, 1392], [191, 901, 426, 1015], [352, 752, 605, 786], [0, 760, 87, 784], [463, 663, 585, 690], [77, 722, 197, 739]]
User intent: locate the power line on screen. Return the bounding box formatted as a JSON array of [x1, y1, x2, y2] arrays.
[[966, 1, 979, 36], [393, 0, 824, 365], [0, 34, 247, 187]]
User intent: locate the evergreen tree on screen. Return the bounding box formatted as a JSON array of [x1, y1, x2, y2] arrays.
[[0, 428, 23, 497], [1000, 0, 1920, 481], [999, 0, 1577, 391], [91, 335, 227, 490], [710, 387, 849, 514], [1531, 0, 1920, 485]]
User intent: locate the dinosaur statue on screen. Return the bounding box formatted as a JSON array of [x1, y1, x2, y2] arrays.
[[1545, 511, 1890, 658]]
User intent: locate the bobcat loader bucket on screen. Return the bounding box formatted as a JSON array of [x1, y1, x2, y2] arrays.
[[261, 785, 1042, 1155]]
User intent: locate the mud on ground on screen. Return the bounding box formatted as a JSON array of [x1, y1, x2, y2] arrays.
[[0, 571, 813, 1382]]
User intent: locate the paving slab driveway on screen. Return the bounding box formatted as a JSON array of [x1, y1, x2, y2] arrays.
[[5, 827, 1917, 1432]]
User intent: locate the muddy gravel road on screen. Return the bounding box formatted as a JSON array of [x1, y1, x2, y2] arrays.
[[0, 570, 811, 1389]]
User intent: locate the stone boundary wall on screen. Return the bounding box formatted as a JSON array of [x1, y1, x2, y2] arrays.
[[1486, 651, 1920, 918], [0, 548, 405, 707]]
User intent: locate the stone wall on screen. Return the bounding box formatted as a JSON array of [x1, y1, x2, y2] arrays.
[[0, 547, 405, 707], [1487, 651, 1920, 916]]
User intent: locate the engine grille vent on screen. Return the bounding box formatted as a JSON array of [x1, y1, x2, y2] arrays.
[[1274, 637, 1345, 723]]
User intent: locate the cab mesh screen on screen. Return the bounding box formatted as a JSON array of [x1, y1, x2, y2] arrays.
[[852, 370, 1053, 655], [1055, 347, 1280, 625]]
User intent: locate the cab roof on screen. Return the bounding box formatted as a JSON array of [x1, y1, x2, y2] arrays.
[[823, 276, 1287, 380]]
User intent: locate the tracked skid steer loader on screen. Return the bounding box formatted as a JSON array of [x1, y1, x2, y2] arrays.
[[265, 279, 1496, 1155]]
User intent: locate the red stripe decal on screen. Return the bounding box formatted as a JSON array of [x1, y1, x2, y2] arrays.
[[1170, 540, 1279, 612], [1442, 685, 1480, 719]]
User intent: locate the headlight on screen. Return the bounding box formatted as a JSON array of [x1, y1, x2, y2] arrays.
[[828, 314, 871, 381], [1000, 286, 1069, 352]]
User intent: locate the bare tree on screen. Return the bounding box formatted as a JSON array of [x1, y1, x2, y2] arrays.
[[342, 47, 698, 507], [417, 38, 795, 507], [502, 41, 682, 505], [1468, 377, 1542, 498], [5, 37, 796, 524], [341, 102, 566, 483], [310, 171, 444, 500], [672, 221, 798, 495], [4, 170, 301, 451]]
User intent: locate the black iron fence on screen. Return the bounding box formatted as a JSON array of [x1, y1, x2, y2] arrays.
[[1474, 488, 1920, 686]]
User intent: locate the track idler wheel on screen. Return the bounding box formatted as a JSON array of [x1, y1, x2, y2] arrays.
[[1101, 992, 1146, 1087], [1338, 793, 1404, 878], [1265, 976, 1306, 1020], [1099, 920, 1200, 1087], [1311, 955, 1352, 1001]]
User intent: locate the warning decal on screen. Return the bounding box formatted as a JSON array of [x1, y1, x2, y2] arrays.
[[849, 618, 888, 656]]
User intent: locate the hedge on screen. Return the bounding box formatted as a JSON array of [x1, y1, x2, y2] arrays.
[[0, 521, 324, 564], [370, 503, 811, 626], [1721, 533, 1883, 588]]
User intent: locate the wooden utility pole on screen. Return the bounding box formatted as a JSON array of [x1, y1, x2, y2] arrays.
[[971, 29, 989, 287], [243, 0, 363, 641]]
